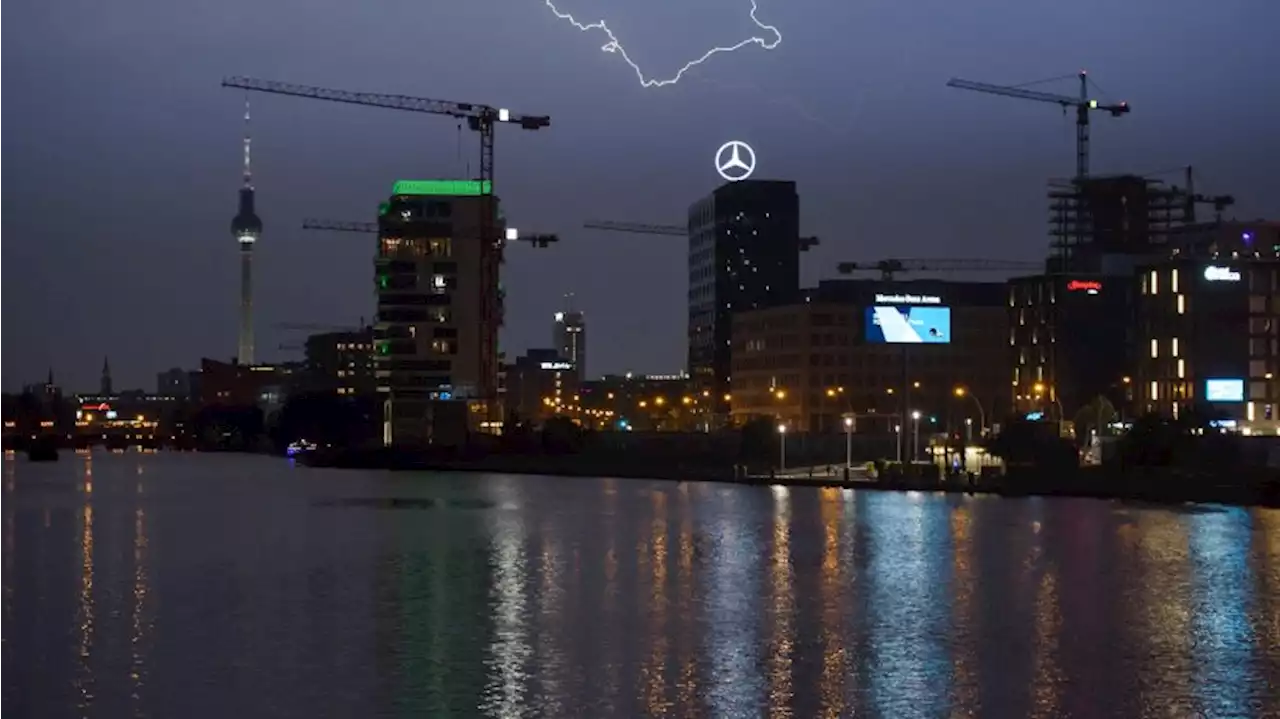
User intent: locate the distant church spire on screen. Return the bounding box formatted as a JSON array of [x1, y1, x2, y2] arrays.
[[101, 356, 113, 395]]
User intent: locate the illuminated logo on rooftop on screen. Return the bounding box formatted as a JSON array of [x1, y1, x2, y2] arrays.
[[715, 141, 756, 182], [1203, 265, 1241, 282], [1066, 280, 1102, 294]]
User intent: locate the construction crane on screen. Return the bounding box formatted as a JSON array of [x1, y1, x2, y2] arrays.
[[222, 77, 549, 246], [583, 219, 820, 251], [301, 218, 561, 248], [223, 77, 550, 402], [947, 71, 1129, 180], [275, 322, 365, 333], [1175, 166, 1235, 223], [837, 258, 1042, 281]]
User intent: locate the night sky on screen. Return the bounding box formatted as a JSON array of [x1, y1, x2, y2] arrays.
[[4, 0, 1278, 391]]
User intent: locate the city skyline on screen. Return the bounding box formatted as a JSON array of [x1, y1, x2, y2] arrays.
[[4, 0, 1279, 390]]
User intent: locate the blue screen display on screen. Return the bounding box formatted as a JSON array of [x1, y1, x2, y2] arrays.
[[865, 306, 952, 344], [1204, 378, 1245, 402]]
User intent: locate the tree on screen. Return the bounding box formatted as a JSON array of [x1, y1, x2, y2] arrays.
[[1072, 394, 1119, 446], [738, 417, 778, 465], [984, 417, 1078, 468]]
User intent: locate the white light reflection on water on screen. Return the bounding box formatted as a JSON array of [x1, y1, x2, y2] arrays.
[[1188, 507, 1259, 718], [766, 485, 794, 718], [129, 477, 152, 712], [533, 516, 567, 717], [482, 487, 531, 719], [703, 487, 766, 719], [866, 492, 951, 716], [74, 452, 97, 716]]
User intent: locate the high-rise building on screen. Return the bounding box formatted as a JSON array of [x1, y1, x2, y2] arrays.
[[230, 98, 262, 365], [687, 180, 801, 424], [553, 299, 586, 381], [374, 179, 505, 446]]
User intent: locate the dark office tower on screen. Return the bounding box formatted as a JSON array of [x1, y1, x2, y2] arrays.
[[553, 296, 586, 381], [374, 180, 505, 447], [687, 180, 801, 424], [230, 98, 262, 365], [100, 356, 112, 396]]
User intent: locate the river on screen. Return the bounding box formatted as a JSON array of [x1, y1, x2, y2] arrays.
[[3, 450, 1278, 718]]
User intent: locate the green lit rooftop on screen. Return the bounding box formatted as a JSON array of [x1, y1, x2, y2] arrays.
[[392, 179, 492, 197]]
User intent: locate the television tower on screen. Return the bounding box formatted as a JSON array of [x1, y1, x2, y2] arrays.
[[230, 96, 262, 364]]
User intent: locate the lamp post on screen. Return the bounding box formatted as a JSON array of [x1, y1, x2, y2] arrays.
[[843, 415, 854, 469], [910, 410, 921, 462], [777, 423, 787, 473], [953, 386, 986, 438]]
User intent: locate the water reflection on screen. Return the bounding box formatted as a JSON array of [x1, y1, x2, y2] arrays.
[[816, 488, 845, 719], [483, 486, 531, 718], [703, 488, 764, 718], [3, 454, 1279, 718], [766, 486, 794, 718], [1188, 508, 1258, 718]]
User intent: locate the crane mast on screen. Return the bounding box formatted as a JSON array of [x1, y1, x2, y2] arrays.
[[837, 258, 1042, 281], [947, 71, 1129, 180]]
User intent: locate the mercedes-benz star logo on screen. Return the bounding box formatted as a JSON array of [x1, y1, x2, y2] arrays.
[[715, 141, 756, 182]]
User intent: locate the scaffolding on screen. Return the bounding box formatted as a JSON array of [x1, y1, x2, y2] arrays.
[[1048, 174, 1189, 272]]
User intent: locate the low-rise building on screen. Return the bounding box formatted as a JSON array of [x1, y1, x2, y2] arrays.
[[503, 349, 579, 427], [304, 327, 375, 397], [1134, 222, 1280, 433], [731, 279, 1008, 434]]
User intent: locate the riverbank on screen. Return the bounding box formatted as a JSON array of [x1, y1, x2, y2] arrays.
[[298, 448, 1280, 508]]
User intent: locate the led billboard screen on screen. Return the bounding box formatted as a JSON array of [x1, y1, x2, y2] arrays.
[[1205, 378, 1245, 402], [866, 306, 952, 344]]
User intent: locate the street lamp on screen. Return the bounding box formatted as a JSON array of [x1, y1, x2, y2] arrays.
[[777, 423, 787, 472], [953, 386, 986, 438], [843, 415, 854, 469], [910, 410, 921, 462]]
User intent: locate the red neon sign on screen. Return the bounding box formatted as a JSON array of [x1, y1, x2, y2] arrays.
[[1066, 280, 1102, 293]]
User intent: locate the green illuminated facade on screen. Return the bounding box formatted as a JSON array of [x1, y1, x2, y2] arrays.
[[391, 179, 491, 197]]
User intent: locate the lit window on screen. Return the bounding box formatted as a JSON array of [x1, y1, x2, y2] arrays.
[[1177, 294, 1185, 315], [1150, 381, 1159, 401], [1150, 270, 1159, 296], [1171, 268, 1180, 294], [1172, 337, 1179, 357], [1150, 338, 1159, 359], [1177, 359, 1185, 378]]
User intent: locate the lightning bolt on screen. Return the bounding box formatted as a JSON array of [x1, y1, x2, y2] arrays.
[[544, 0, 782, 88]]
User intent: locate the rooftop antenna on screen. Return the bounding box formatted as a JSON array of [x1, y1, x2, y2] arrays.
[[242, 94, 253, 189]]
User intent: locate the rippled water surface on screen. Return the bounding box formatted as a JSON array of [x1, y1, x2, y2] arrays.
[[4, 451, 1280, 718]]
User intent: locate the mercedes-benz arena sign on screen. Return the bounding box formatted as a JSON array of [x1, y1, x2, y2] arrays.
[[1204, 265, 1241, 282]]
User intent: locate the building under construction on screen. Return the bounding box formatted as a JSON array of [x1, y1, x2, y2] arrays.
[[1047, 174, 1190, 273]]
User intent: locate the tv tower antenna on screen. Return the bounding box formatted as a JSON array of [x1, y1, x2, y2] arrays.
[[230, 93, 263, 364]]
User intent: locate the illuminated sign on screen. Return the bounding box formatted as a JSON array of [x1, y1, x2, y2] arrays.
[[873, 293, 941, 305], [1066, 280, 1102, 294], [540, 361, 573, 371], [392, 179, 492, 197], [1205, 378, 1245, 402], [866, 306, 952, 344], [1203, 266, 1241, 282], [715, 141, 756, 182]]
